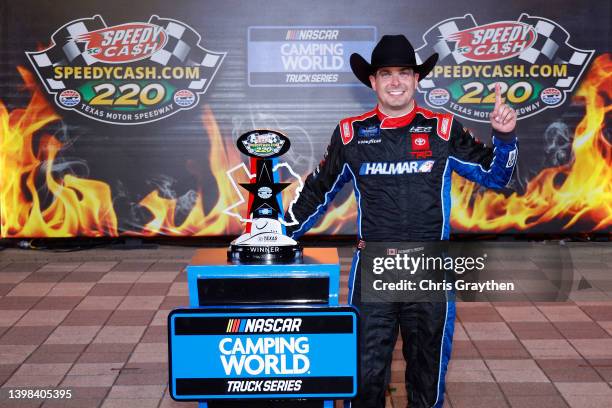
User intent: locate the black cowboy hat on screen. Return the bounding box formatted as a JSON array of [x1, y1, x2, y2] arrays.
[[350, 34, 438, 88]]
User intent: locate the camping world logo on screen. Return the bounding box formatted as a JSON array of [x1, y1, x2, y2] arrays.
[[415, 14, 594, 123], [26, 15, 226, 125]]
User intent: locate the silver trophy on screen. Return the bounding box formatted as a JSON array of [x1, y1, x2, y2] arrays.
[[227, 130, 302, 263]]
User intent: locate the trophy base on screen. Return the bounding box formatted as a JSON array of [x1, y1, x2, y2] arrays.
[[228, 244, 303, 264]]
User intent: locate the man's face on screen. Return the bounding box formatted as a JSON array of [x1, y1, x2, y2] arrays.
[[369, 67, 419, 116]]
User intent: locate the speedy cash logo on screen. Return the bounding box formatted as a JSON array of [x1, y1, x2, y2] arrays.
[[26, 15, 226, 125], [415, 14, 594, 123], [447, 21, 537, 62], [76, 23, 168, 63]]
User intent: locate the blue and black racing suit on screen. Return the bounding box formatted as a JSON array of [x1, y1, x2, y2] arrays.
[[287, 103, 518, 408]]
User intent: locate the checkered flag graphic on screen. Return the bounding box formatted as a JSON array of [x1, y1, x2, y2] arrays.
[[25, 16, 106, 92], [415, 14, 477, 89], [517, 14, 593, 88], [415, 14, 594, 91], [148, 16, 225, 91], [27, 15, 226, 94]]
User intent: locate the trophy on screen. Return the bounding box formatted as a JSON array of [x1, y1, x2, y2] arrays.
[[226, 129, 303, 263]]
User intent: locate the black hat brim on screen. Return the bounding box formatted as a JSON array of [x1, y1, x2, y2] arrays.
[[350, 52, 439, 88]]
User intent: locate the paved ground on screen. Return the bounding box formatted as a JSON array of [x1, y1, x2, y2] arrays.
[[0, 243, 610, 408]]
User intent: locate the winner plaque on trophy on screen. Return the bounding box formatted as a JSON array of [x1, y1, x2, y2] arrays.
[[227, 130, 303, 263]]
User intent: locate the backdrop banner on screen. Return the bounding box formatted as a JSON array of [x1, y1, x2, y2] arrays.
[[0, 0, 609, 238]]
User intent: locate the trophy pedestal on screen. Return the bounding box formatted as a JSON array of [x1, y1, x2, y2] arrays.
[[227, 243, 303, 263], [167, 248, 357, 408], [188, 247, 339, 306]]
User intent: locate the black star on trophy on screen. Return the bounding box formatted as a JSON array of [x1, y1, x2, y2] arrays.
[[228, 130, 303, 263]]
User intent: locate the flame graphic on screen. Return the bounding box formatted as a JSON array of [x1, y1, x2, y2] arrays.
[[0, 68, 245, 237], [137, 106, 243, 236], [0, 55, 609, 237], [308, 194, 357, 235], [0, 67, 117, 237], [451, 54, 611, 233]]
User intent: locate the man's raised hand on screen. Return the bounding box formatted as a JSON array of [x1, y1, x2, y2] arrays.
[[490, 83, 517, 133]]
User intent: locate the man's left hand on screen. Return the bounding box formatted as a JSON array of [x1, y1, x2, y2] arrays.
[[490, 83, 516, 133]]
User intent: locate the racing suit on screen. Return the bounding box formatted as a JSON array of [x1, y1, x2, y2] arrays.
[[286, 103, 518, 408]]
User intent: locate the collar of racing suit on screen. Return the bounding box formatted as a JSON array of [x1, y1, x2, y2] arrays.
[[375, 102, 418, 129]]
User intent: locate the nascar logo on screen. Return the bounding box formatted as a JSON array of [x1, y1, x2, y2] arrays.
[[285, 29, 339, 40], [227, 318, 302, 333], [360, 160, 435, 175], [227, 319, 245, 333]]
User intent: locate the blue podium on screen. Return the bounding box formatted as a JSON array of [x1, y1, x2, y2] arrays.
[[168, 248, 358, 407]]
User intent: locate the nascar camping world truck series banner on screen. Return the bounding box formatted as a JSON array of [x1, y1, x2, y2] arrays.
[[0, 0, 609, 238], [168, 308, 358, 400]]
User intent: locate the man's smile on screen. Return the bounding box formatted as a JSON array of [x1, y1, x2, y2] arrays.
[[388, 90, 405, 96]]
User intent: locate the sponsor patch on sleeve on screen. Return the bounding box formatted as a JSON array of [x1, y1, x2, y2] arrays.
[[506, 149, 517, 168]]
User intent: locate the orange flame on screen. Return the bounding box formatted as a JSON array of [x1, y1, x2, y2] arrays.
[[0, 68, 246, 237], [136, 106, 243, 236], [309, 194, 357, 235], [451, 54, 611, 233], [0, 67, 118, 237]]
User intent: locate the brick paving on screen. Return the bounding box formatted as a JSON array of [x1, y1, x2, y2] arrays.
[[0, 243, 610, 408]]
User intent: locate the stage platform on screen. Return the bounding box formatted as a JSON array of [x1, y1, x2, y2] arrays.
[[0, 243, 611, 408]]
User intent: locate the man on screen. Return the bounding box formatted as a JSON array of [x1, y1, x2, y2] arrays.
[[286, 35, 517, 408]]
